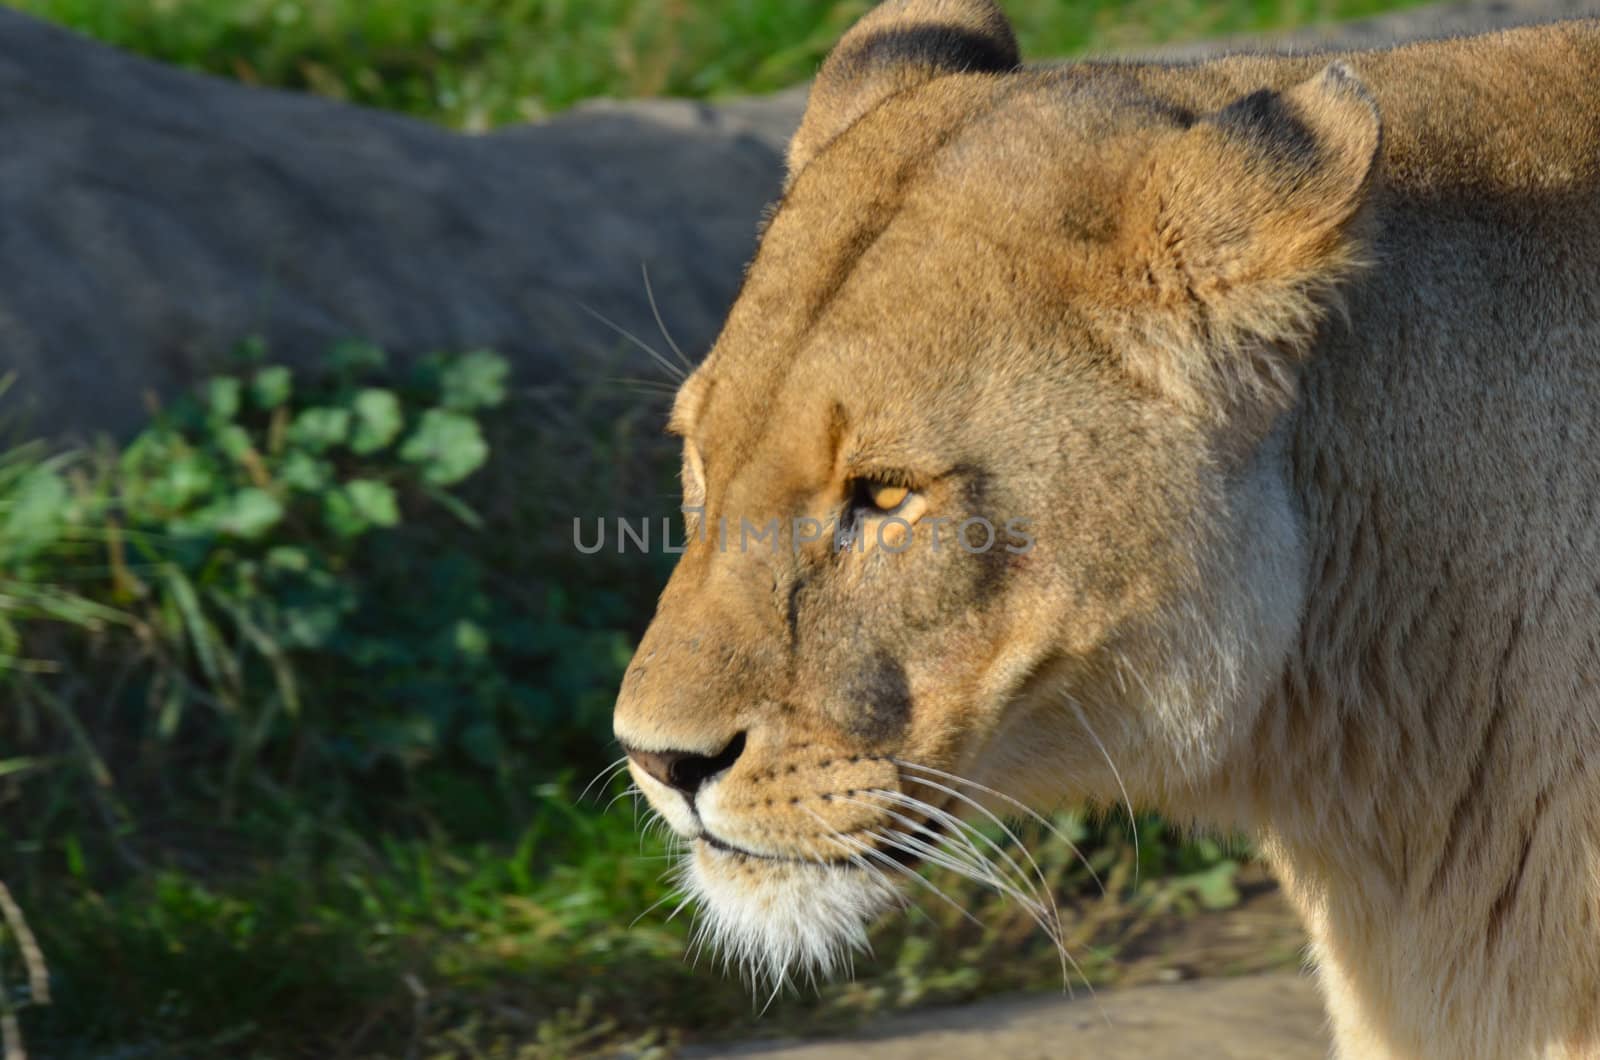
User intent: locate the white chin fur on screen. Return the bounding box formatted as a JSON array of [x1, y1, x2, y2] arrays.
[[683, 843, 899, 989]]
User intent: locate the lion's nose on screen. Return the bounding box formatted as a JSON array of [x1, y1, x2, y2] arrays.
[[623, 732, 747, 798]]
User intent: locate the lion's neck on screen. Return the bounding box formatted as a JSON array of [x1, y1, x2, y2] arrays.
[[1205, 264, 1600, 1055]]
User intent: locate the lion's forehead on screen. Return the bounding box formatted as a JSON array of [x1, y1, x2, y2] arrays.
[[693, 77, 1180, 455]]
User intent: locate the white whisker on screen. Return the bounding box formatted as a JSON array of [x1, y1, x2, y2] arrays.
[[800, 807, 986, 932], [663, 889, 698, 924], [576, 300, 688, 383], [839, 793, 995, 879], [843, 788, 1061, 952], [858, 789, 1053, 916], [858, 787, 1074, 987], [631, 888, 689, 928], [578, 755, 631, 803], [1065, 697, 1141, 881], [605, 375, 680, 399], [883, 768, 1084, 990], [860, 823, 1091, 998], [605, 784, 641, 814], [890, 768, 1079, 915], [641, 262, 695, 373], [894, 758, 1105, 894], [865, 825, 1051, 930]]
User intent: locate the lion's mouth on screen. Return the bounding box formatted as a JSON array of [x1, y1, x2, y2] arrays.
[[697, 792, 953, 871], [699, 833, 815, 864]]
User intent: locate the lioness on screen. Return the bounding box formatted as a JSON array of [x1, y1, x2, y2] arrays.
[[610, 2, 1600, 1056]]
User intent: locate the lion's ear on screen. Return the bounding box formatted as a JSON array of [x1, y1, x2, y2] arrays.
[[1116, 63, 1382, 414], [787, 0, 1020, 179]]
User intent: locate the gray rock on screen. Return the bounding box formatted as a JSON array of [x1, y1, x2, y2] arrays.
[[0, 10, 802, 436], [0, 0, 1592, 436]]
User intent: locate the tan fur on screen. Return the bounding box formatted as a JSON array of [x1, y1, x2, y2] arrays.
[[612, 3, 1600, 1055]]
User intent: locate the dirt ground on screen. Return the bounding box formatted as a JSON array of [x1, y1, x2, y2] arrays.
[[699, 972, 1328, 1059], [685, 876, 1319, 1058]]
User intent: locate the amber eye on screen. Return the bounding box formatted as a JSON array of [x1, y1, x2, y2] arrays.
[[855, 479, 910, 514], [868, 483, 909, 511]]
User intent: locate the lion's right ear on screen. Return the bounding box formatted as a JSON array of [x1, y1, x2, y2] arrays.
[[1112, 63, 1383, 417], [786, 0, 1020, 180]]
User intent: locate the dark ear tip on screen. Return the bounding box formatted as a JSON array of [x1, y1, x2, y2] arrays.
[[787, 0, 1021, 177], [1314, 60, 1378, 111], [837, 0, 1021, 74], [1321, 60, 1358, 85]]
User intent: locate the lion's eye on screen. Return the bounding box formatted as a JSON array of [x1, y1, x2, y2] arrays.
[[842, 476, 925, 552], [851, 478, 911, 515], [868, 483, 909, 512]]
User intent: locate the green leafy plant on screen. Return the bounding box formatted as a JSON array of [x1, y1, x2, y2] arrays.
[[0, 341, 636, 858]]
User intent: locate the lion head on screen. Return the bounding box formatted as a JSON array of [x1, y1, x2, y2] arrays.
[[611, 0, 1380, 985]]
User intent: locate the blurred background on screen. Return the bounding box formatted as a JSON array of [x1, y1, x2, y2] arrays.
[[0, 1, 1438, 1057], [5, 0, 1430, 129]]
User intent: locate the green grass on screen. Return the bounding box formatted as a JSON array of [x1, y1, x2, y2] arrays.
[[0, 343, 666, 1055], [16, 790, 1249, 1059], [13, 0, 1432, 129]]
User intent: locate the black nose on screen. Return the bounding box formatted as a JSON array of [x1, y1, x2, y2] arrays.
[[623, 732, 747, 798]]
